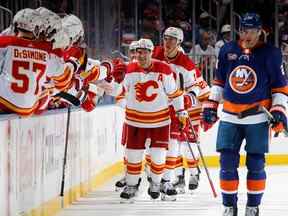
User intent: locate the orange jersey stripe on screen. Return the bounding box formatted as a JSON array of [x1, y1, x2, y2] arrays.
[[126, 116, 170, 124], [271, 86, 288, 95], [0, 96, 39, 116], [223, 99, 271, 114], [247, 179, 266, 191], [167, 89, 183, 99], [81, 66, 100, 83], [198, 92, 210, 102], [50, 66, 72, 82], [220, 180, 239, 192], [126, 108, 169, 117], [126, 162, 142, 168]]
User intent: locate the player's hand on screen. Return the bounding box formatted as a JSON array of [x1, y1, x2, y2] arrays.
[[201, 99, 219, 132], [176, 110, 189, 130], [270, 106, 288, 133], [80, 83, 98, 112], [111, 58, 126, 83]]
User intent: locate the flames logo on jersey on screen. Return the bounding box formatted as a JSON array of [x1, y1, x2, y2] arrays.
[[135, 80, 159, 102], [229, 65, 257, 94]]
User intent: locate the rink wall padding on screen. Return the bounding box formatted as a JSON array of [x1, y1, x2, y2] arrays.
[[0, 105, 287, 216]]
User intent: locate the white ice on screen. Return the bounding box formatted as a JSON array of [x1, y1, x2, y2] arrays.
[[56, 165, 288, 216]]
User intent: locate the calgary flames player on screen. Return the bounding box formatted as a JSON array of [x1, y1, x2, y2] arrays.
[[0, 8, 73, 116], [152, 27, 210, 196], [114, 41, 140, 191], [111, 38, 187, 201]]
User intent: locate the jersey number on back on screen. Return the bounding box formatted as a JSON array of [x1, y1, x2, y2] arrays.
[[11, 60, 46, 95]]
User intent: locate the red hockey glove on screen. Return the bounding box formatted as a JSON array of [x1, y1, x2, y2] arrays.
[[201, 100, 219, 132], [80, 84, 98, 112], [111, 58, 126, 83]]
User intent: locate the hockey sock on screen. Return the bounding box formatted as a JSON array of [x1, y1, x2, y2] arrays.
[[246, 153, 266, 207], [150, 147, 166, 184], [220, 150, 240, 207], [183, 141, 199, 175], [126, 149, 144, 185], [163, 139, 178, 181]]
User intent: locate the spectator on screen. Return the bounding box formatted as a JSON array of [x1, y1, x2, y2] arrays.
[[215, 24, 231, 58], [198, 12, 217, 46], [189, 30, 216, 84], [140, 1, 162, 45]]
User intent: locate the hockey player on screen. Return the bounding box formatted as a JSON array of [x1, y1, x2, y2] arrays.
[[114, 41, 140, 191], [202, 13, 288, 216], [152, 27, 210, 195], [0, 8, 71, 116], [114, 38, 187, 201]]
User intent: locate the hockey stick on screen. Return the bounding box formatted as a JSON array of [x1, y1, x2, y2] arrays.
[[54, 91, 81, 106], [187, 118, 218, 198], [181, 131, 201, 175], [178, 73, 201, 174], [261, 106, 288, 137], [179, 72, 217, 197], [60, 106, 71, 204]]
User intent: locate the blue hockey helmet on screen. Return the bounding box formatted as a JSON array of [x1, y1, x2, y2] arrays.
[[240, 13, 262, 30]]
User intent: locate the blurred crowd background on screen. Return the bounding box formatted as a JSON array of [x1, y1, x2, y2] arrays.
[[1, 0, 288, 86]]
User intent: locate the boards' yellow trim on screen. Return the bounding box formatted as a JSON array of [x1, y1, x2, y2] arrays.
[[23, 155, 287, 216]]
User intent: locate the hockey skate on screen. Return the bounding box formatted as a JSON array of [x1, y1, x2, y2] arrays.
[[160, 179, 177, 201], [148, 181, 161, 200], [188, 174, 199, 190], [245, 206, 259, 216], [115, 177, 126, 191], [222, 206, 238, 216], [173, 174, 186, 194], [120, 185, 138, 203]]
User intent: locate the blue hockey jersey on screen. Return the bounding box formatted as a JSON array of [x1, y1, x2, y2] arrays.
[[210, 41, 288, 124]]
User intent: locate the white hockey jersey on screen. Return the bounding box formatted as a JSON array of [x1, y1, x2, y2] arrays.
[[120, 59, 184, 128], [0, 36, 65, 116], [152, 46, 210, 122]]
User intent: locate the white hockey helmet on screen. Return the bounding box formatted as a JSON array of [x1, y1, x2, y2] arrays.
[[221, 24, 231, 33], [52, 29, 70, 49], [13, 8, 44, 38], [137, 38, 154, 51], [62, 14, 84, 45], [36, 7, 62, 40], [129, 40, 140, 51], [163, 27, 184, 43]]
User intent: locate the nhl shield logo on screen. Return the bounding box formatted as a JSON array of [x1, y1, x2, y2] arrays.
[[229, 65, 257, 94]]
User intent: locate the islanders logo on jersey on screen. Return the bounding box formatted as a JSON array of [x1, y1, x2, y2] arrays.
[[229, 65, 257, 94]]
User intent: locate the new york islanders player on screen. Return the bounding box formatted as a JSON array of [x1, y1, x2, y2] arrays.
[[113, 38, 187, 201], [202, 13, 288, 216], [152, 27, 210, 195]]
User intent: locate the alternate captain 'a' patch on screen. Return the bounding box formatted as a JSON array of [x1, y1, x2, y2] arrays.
[[229, 65, 257, 94]]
